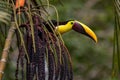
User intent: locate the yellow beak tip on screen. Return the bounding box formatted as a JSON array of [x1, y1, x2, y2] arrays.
[[95, 39, 98, 43], [75, 21, 98, 43]]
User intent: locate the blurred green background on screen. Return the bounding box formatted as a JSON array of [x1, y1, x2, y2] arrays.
[[50, 0, 113, 80], [1, 0, 114, 80]]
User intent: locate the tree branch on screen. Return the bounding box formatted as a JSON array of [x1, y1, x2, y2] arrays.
[[0, 22, 16, 80]]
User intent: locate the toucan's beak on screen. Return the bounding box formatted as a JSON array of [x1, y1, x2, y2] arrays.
[[72, 21, 98, 43]]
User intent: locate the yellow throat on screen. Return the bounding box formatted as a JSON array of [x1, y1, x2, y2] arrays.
[[56, 21, 74, 34]]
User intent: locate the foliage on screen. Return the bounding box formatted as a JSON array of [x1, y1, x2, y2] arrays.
[[0, 1, 12, 54], [112, 0, 120, 79]]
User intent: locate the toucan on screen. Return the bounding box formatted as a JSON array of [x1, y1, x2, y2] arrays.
[[43, 20, 98, 43]]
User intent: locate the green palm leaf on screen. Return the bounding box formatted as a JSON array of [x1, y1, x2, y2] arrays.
[[0, 1, 12, 52], [112, 0, 120, 79], [0, 1, 12, 25]]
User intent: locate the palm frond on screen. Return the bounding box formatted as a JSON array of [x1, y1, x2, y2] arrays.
[[0, 1, 12, 25], [0, 1, 12, 52], [112, 0, 120, 79]]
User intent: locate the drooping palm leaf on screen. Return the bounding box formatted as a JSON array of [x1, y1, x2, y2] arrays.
[[0, 1, 13, 55], [112, 0, 120, 79], [0, 1, 12, 25]]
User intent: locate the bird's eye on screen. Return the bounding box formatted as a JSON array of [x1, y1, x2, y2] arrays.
[[71, 22, 73, 24]]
